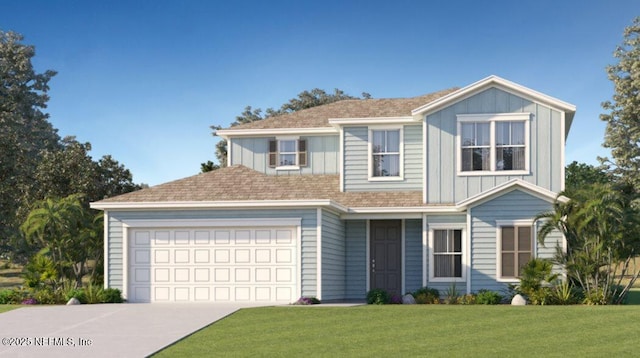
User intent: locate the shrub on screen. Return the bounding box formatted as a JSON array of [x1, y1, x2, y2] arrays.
[[22, 253, 58, 289], [292, 296, 320, 305], [65, 288, 87, 304], [390, 294, 402, 304], [31, 287, 63, 305], [83, 283, 104, 304], [443, 284, 460, 304], [459, 294, 477, 305], [475, 289, 503, 305], [413, 287, 440, 304], [366, 289, 390, 304], [551, 280, 580, 305], [0, 289, 22, 304], [102, 288, 123, 303], [21, 298, 38, 305]]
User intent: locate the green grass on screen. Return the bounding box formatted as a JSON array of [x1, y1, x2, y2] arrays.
[[154, 305, 640, 357], [0, 305, 19, 314]]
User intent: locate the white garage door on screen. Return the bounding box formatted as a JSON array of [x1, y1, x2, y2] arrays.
[[127, 227, 298, 303]]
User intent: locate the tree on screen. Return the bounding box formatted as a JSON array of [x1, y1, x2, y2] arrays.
[[565, 161, 610, 196], [536, 183, 640, 304], [21, 194, 102, 287], [205, 88, 370, 169], [0, 31, 59, 250], [601, 16, 640, 189]]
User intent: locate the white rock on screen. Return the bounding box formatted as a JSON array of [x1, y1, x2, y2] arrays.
[[66, 297, 81, 305], [402, 294, 416, 304], [511, 294, 527, 306]]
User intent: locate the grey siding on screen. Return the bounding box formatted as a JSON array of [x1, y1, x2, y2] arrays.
[[106, 209, 318, 297], [345, 220, 367, 300], [230, 135, 339, 175], [424, 214, 468, 293], [404, 219, 423, 293], [469, 189, 560, 293], [426, 88, 564, 203], [343, 125, 423, 191], [321, 209, 346, 300]]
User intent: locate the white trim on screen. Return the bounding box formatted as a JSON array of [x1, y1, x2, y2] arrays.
[[341, 212, 423, 220], [339, 127, 345, 192], [91, 200, 349, 211], [456, 179, 560, 209], [495, 220, 535, 283], [227, 138, 233, 167], [422, 215, 428, 287], [121, 218, 302, 228], [275, 166, 300, 171], [103, 211, 109, 289], [329, 116, 416, 126], [346, 206, 459, 214], [560, 111, 566, 191], [427, 223, 467, 283], [216, 127, 337, 139], [456, 113, 531, 175], [122, 223, 129, 301], [316, 208, 322, 300], [368, 126, 404, 181], [365, 219, 370, 292], [466, 211, 472, 294], [296, 224, 303, 300], [401, 219, 406, 295], [422, 118, 427, 204], [412, 75, 576, 116]]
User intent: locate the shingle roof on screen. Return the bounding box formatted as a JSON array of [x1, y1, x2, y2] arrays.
[[97, 165, 429, 208], [223, 88, 459, 130]]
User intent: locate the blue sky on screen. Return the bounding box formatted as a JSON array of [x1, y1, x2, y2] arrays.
[[2, 1, 638, 185]]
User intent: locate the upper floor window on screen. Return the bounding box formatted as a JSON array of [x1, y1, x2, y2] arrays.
[[369, 128, 402, 180], [457, 113, 530, 175], [268, 138, 307, 169]]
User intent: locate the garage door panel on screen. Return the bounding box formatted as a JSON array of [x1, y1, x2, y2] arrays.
[[129, 227, 297, 303]]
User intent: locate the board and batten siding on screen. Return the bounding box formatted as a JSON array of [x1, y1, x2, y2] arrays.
[[230, 135, 339, 175], [468, 189, 561, 293], [345, 220, 367, 300], [320, 209, 346, 301], [106, 209, 319, 297], [425, 87, 564, 204], [343, 125, 423, 191]]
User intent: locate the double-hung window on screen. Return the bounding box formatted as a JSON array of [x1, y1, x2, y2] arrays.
[[268, 138, 307, 169], [429, 226, 465, 281], [498, 224, 533, 280], [370, 128, 402, 179], [457, 113, 529, 174]]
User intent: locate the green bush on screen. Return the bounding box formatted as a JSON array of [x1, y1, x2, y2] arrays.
[[83, 283, 104, 304], [102, 288, 123, 303], [459, 294, 477, 305], [22, 253, 58, 289], [551, 281, 580, 305], [366, 289, 390, 304], [65, 288, 87, 303], [413, 287, 440, 304], [475, 289, 503, 305], [31, 287, 64, 305], [0, 288, 22, 304]]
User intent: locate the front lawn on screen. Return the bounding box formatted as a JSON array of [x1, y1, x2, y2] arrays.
[[0, 305, 18, 314], [154, 305, 640, 357]]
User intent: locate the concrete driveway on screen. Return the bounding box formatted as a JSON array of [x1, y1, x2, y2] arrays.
[[0, 303, 263, 357]]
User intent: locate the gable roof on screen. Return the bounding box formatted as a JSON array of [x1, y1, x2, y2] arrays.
[[412, 75, 577, 136], [217, 88, 458, 133], [455, 178, 567, 209], [91, 165, 429, 211]]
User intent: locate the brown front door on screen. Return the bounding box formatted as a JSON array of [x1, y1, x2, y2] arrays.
[[370, 220, 402, 295]]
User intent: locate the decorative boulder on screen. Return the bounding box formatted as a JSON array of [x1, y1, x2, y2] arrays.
[[66, 297, 81, 305], [402, 294, 416, 304], [511, 294, 527, 306]]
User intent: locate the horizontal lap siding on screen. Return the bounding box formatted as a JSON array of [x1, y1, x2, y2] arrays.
[[345, 220, 367, 300], [106, 209, 318, 297], [343, 125, 422, 191], [321, 210, 346, 301], [469, 189, 558, 293], [404, 219, 422, 293], [426, 88, 564, 203], [231, 136, 339, 175]]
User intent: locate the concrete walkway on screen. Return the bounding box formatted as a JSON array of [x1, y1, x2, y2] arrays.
[[0, 303, 261, 357]]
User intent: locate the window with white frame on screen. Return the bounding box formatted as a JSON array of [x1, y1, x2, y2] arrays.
[[268, 138, 307, 168], [370, 128, 401, 178], [499, 225, 533, 279], [429, 226, 464, 281], [458, 113, 529, 174]]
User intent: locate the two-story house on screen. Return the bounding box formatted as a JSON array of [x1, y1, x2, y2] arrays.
[[91, 75, 575, 303]]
